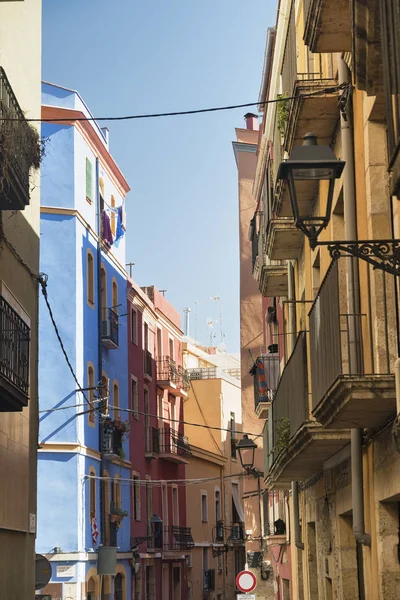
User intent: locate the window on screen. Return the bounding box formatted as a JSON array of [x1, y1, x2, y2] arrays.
[[169, 337, 174, 360], [99, 177, 105, 212], [144, 323, 149, 351], [202, 546, 209, 571], [88, 363, 95, 425], [131, 376, 138, 419], [89, 468, 96, 520], [131, 308, 137, 344], [87, 577, 96, 600], [201, 491, 208, 522], [113, 381, 119, 421], [145, 566, 155, 600], [100, 264, 107, 320], [101, 374, 109, 415], [215, 490, 221, 522], [87, 251, 95, 307], [104, 469, 110, 546], [113, 475, 121, 509], [144, 389, 150, 452], [157, 393, 164, 422], [230, 412, 237, 459], [112, 278, 118, 315], [146, 476, 153, 538], [132, 475, 141, 520], [162, 483, 169, 527], [110, 195, 116, 236], [114, 573, 123, 600], [86, 158, 93, 203], [157, 328, 162, 358], [172, 486, 179, 526]]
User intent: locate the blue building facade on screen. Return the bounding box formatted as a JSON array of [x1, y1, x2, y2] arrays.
[[37, 83, 132, 600]]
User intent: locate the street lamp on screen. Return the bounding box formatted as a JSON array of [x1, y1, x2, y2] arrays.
[[277, 133, 345, 249], [278, 133, 400, 275], [237, 434, 258, 473]]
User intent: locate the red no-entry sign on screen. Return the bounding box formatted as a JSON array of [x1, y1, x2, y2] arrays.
[[236, 570, 257, 593]]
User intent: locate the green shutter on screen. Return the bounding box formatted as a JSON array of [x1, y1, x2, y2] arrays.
[[86, 158, 93, 202]]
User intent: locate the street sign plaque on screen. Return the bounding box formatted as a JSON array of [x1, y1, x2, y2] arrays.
[[237, 595, 256, 600]]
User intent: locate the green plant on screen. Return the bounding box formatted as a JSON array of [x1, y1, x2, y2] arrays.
[[277, 94, 290, 137], [116, 446, 126, 461], [269, 417, 291, 458], [110, 503, 128, 518]]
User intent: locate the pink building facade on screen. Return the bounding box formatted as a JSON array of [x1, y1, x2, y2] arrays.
[[127, 281, 191, 600]]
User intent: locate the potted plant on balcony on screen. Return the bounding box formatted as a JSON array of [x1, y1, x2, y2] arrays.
[[110, 503, 128, 524], [114, 419, 130, 436]]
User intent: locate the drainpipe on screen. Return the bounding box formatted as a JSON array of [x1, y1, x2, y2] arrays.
[[96, 157, 105, 547], [291, 481, 304, 550], [338, 57, 370, 550], [351, 429, 371, 546], [287, 261, 296, 356]]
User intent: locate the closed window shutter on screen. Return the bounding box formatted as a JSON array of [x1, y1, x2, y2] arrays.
[[86, 158, 93, 202]]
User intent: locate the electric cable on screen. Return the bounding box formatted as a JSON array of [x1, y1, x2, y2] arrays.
[[86, 472, 248, 487], [12, 85, 342, 123]]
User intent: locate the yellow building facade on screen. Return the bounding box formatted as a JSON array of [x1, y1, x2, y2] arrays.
[[0, 0, 41, 596], [183, 342, 247, 600], [251, 0, 400, 598]]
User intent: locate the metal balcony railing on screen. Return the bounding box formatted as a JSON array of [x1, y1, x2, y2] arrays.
[[228, 522, 245, 544], [187, 367, 241, 381], [156, 356, 179, 382], [102, 420, 123, 458], [0, 295, 30, 410], [163, 526, 194, 551], [159, 428, 191, 458], [101, 308, 119, 348], [252, 353, 280, 409], [0, 67, 40, 210], [268, 332, 308, 464]]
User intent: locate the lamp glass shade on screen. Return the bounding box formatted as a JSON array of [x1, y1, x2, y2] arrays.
[[237, 434, 257, 471]]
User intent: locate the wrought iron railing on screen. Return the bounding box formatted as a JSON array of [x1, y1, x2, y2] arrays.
[[163, 526, 194, 551], [228, 522, 245, 543], [187, 367, 241, 381], [268, 332, 308, 463], [252, 353, 280, 409], [102, 420, 123, 457], [0, 295, 30, 403], [159, 428, 191, 458], [0, 67, 40, 210], [156, 356, 179, 382]]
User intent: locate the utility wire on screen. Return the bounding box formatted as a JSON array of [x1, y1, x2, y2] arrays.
[[86, 472, 248, 487], [13, 86, 342, 123]]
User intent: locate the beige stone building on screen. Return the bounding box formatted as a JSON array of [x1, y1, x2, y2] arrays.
[[183, 341, 246, 599], [250, 0, 400, 598], [0, 0, 42, 597]]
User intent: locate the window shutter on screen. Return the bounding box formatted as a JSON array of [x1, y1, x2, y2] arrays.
[[86, 158, 93, 202]]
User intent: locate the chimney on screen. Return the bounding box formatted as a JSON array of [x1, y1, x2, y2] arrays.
[[101, 127, 110, 148], [244, 112, 259, 131]]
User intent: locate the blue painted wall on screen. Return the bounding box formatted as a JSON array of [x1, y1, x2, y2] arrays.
[[38, 83, 131, 582]]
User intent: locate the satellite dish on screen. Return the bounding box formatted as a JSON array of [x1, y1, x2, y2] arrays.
[[35, 554, 52, 590]]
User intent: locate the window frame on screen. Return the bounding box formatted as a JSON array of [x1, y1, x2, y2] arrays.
[[201, 490, 208, 523], [86, 250, 95, 308], [132, 472, 141, 521], [88, 362, 96, 426], [89, 467, 96, 520], [131, 308, 138, 345], [86, 157, 93, 204]]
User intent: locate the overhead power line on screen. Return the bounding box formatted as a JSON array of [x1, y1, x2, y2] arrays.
[[86, 472, 248, 487], [13, 86, 341, 123]]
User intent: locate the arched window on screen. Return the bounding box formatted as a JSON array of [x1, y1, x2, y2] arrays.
[[101, 264, 107, 320], [101, 373, 109, 416], [113, 380, 119, 421], [111, 195, 116, 236], [89, 467, 96, 521], [113, 475, 121, 509], [87, 576, 96, 600], [114, 573, 124, 600], [87, 250, 95, 307], [112, 278, 118, 315], [88, 363, 95, 425]]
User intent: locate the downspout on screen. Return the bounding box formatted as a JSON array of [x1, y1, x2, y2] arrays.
[[291, 481, 304, 550], [338, 58, 371, 549], [96, 157, 105, 546], [287, 261, 296, 357]]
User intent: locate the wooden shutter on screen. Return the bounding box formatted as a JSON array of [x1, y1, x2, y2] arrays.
[[86, 158, 93, 203]]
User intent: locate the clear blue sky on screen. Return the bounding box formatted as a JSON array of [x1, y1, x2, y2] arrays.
[[42, 0, 277, 352]]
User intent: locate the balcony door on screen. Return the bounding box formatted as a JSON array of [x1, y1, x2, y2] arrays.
[[162, 565, 170, 600], [144, 389, 150, 453]]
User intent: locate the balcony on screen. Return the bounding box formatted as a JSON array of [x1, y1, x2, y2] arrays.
[[265, 217, 303, 260], [259, 257, 288, 297], [227, 522, 245, 545], [251, 353, 280, 419], [303, 0, 351, 53], [101, 309, 119, 349], [0, 295, 30, 411], [310, 261, 396, 430], [187, 366, 241, 381], [0, 67, 41, 211], [156, 356, 188, 395], [102, 419, 125, 460], [159, 427, 191, 464], [145, 426, 160, 459], [163, 526, 194, 552], [265, 332, 350, 489]]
